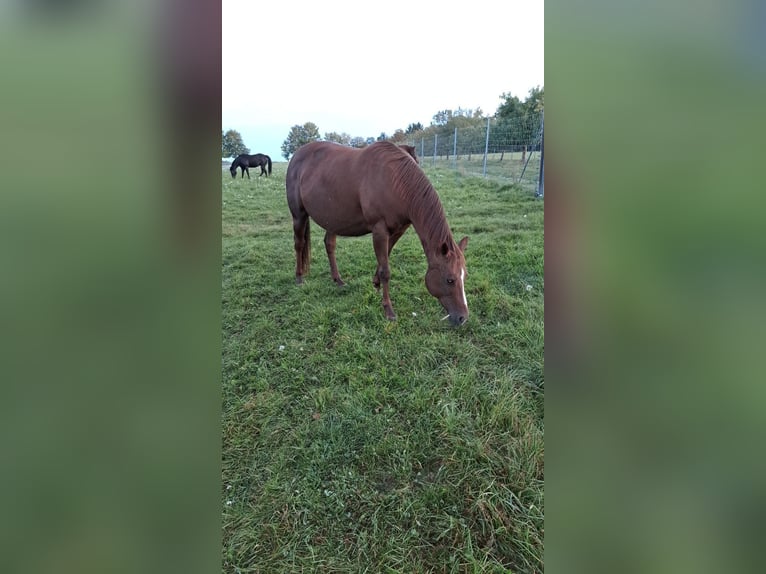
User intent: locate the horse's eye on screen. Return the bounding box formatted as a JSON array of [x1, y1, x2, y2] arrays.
[[447, 278, 455, 285]]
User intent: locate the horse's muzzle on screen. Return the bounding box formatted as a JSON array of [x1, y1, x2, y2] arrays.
[[443, 313, 467, 327]]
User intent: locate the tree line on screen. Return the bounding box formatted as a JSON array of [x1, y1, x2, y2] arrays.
[[222, 86, 543, 161]]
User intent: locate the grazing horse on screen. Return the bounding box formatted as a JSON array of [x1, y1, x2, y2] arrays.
[[230, 153, 272, 178], [286, 141, 469, 326]]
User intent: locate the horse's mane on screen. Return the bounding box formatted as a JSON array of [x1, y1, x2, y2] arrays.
[[367, 142, 453, 250]]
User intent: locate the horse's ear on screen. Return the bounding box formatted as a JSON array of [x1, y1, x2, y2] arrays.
[[458, 236, 469, 253]]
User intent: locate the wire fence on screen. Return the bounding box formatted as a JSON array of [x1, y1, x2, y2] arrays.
[[406, 111, 544, 196]]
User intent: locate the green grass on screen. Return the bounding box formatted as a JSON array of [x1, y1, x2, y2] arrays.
[[413, 152, 542, 189], [222, 162, 544, 573]]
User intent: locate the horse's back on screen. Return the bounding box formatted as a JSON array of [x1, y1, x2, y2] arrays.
[[287, 142, 358, 193], [291, 141, 354, 167], [286, 142, 372, 235], [287, 142, 415, 237]]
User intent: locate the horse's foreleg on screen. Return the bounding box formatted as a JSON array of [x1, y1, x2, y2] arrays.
[[324, 232, 345, 286], [372, 228, 395, 320], [374, 226, 408, 289], [387, 225, 409, 256]]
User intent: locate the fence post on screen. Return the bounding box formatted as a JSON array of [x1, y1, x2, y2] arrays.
[[537, 110, 544, 197], [482, 117, 490, 178], [421, 137, 424, 158], [453, 127, 458, 169], [433, 134, 437, 165]]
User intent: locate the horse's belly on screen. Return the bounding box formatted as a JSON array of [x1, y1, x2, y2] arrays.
[[303, 194, 369, 236], [311, 212, 370, 236]]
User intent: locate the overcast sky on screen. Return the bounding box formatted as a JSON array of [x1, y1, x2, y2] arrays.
[[222, 0, 544, 160]]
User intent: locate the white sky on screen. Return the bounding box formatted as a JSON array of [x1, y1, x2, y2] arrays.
[[222, 0, 544, 160]]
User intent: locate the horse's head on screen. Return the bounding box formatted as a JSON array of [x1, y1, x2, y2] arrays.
[[229, 166, 237, 178], [425, 236, 469, 327]]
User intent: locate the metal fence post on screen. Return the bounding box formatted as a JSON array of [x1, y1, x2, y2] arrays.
[[537, 110, 544, 197], [453, 127, 458, 169], [482, 117, 490, 178]]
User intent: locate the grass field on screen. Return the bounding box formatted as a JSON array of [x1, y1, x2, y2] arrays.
[[412, 152, 542, 189], [222, 161, 544, 572]]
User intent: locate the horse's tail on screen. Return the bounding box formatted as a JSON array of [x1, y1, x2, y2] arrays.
[[267, 155, 272, 175]]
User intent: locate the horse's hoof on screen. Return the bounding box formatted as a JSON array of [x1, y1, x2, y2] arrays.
[[334, 279, 346, 287], [296, 277, 304, 285]]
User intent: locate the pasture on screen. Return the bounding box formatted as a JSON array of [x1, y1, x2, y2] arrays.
[[414, 151, 542, 188], [222, 161, 544, 572]]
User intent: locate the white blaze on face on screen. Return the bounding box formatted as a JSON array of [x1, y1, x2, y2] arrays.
[[460, 267, 467, 308]]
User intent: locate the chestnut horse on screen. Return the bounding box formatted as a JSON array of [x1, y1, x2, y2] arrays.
[[286, 141, 469, 326], [230, 153, 272, 178]]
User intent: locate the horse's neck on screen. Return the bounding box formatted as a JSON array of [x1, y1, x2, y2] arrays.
[[407, 190, 451, 261]]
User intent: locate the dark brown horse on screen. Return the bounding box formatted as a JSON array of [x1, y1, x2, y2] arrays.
[[230, 153, 272, 178], [286, 141, 469, 326]]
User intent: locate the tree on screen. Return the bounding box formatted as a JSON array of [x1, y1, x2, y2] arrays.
[[495, 87, 544, 162], [222, 129, 249, 158], [430, 108, 482, 128], [405, 122, 423, 134], [525, 85, 544, 113], [281, 122, 321, 159], [497, 86, 543, 119], [496, 93, 524, 119], [324, 131, 351, 146], [431, 110, 451, 126], [389, 129, 407, 143]]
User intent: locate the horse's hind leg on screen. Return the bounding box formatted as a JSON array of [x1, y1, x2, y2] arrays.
[[323, 232, 345, 287], [293, 215, 310, 284]]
